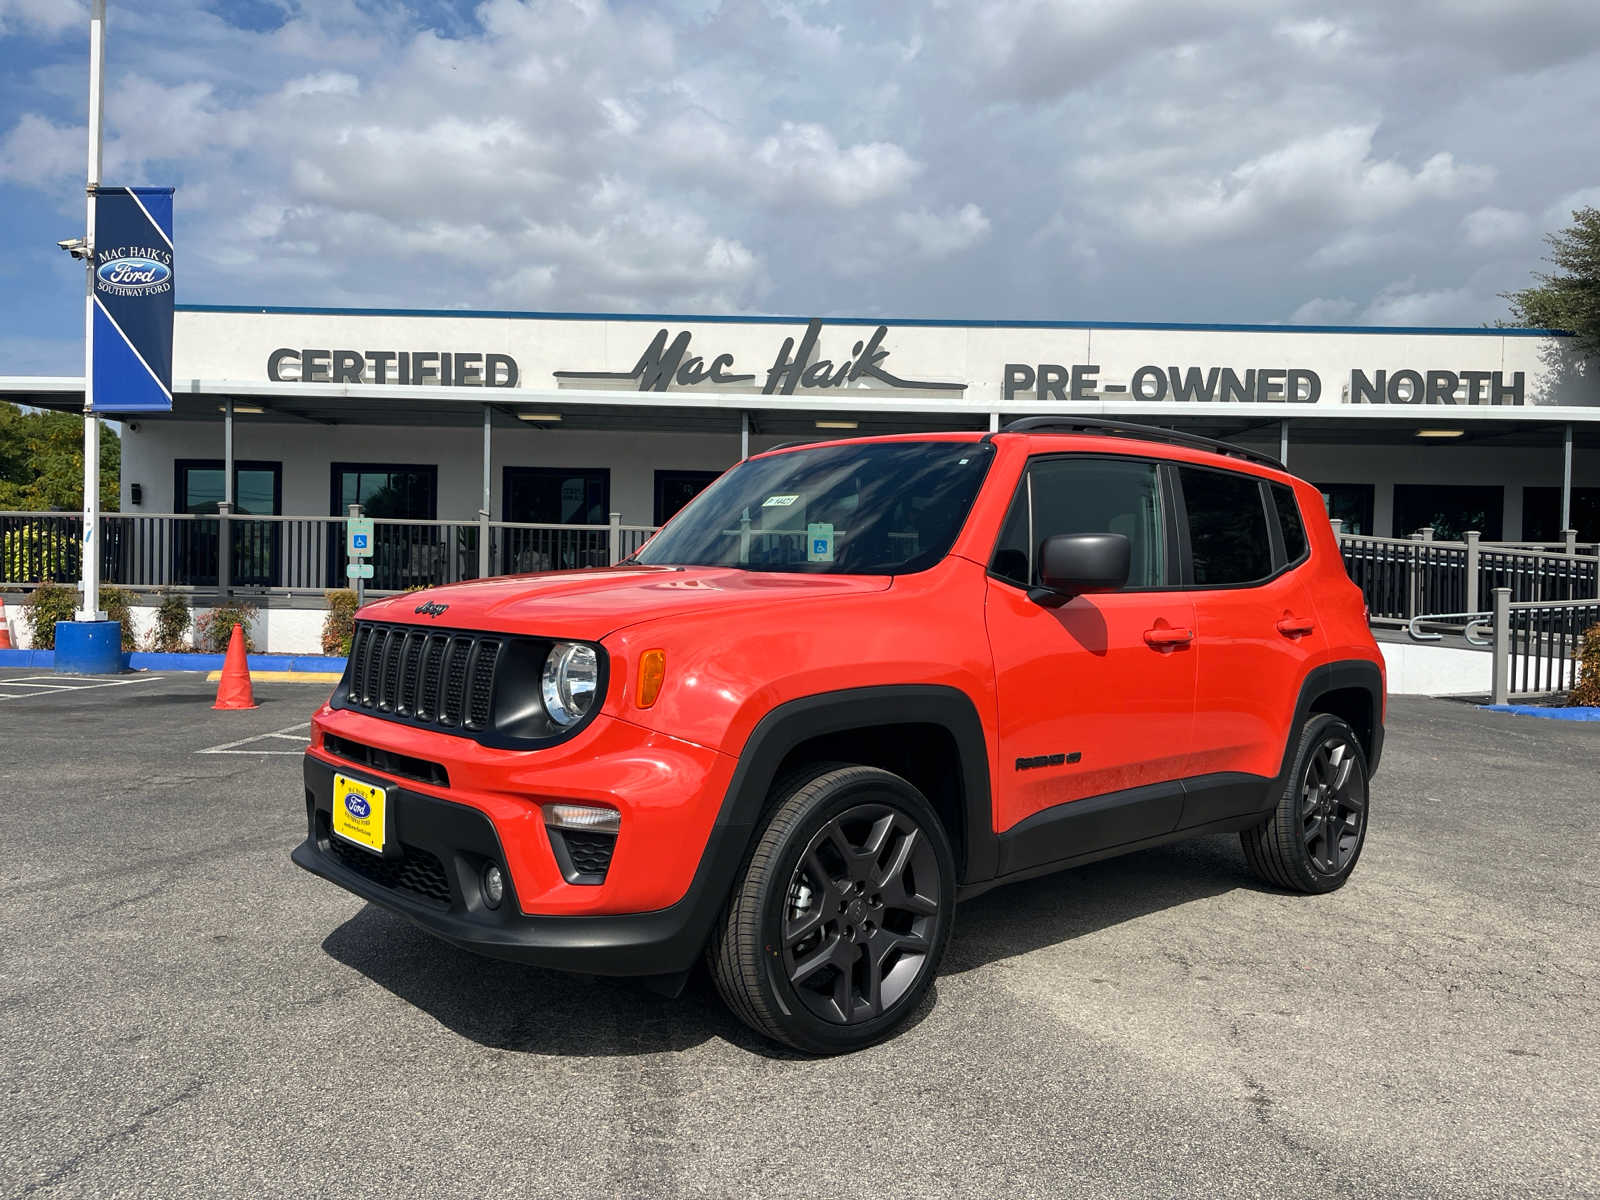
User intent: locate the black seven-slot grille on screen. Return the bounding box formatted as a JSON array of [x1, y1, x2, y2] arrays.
[[344, 622, 502, 733]]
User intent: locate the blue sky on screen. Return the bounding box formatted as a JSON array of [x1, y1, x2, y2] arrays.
[[2, 0, 1599, 375]]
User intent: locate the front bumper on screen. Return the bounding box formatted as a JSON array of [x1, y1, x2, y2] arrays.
[[293, 754, 744, 977]]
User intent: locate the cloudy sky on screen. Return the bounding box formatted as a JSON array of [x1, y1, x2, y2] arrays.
[[2, 0, 1598, 374]]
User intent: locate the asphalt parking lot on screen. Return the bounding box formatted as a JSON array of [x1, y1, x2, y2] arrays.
[[1, 670, 1596, 1199]]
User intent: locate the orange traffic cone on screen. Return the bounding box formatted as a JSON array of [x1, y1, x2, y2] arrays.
[[212, 622, 257, 710], [0, 597, 12, 650]]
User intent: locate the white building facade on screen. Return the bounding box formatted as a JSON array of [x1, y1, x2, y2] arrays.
[[13, 303, 1600, 543]]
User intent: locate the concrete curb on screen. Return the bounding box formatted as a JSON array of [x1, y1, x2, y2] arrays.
[[0, 648, 348, 674]]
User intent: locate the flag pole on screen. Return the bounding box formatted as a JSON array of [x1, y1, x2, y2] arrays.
[[77, 0, 107, 621]]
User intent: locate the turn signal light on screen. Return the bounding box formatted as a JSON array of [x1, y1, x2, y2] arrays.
[[637, 649, 666, 708]]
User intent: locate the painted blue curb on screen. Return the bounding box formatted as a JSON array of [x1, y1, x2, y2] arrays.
[[0, 649, 56, 668], [1480, 704, 1600, 721], [2, 649, 349, 674]]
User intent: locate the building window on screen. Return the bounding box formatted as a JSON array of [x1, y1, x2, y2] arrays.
[[330, 464, 441, 590], [174, 459, 282, 588], [654, 470, 721, 525], [501, 467, 612, 572], [503, 467, 610, 525], [1316, 483, 1374, 536], [1522, 487, 1600, 542], [331, 464, 438, 520], [1392, 484, 1503, 542]]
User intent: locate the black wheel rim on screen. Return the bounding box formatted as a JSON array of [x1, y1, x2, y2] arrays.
[[1301, 735, 1367, 875], [779, 803, 942, 1026]]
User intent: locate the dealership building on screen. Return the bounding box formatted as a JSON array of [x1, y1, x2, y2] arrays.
[[9, 303, 1600, 556]]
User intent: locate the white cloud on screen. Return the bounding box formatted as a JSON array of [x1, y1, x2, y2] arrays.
[[0, 112, 83, 183], [1460, 206, 1532, 247], [1542, 186, 1600, 228], [282, 72, 360, 100], [1360, 279, 1480, 326], [1274, 18, 1352, 55], [892, 203, 992, 259], [1118, 124, 1494, 245], [749, 122, 921, 209], [1308, 229, 1419, 269], [0, 0, 84, 38], [1290, 297, 1358, 325]]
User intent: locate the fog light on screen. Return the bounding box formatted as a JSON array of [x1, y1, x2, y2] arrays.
[[481, 863, 505, 909], [542, 803, 621, 834]]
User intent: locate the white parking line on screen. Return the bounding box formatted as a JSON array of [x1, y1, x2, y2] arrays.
[[0, 675, 161, 701], [196, 722, 312, 755]]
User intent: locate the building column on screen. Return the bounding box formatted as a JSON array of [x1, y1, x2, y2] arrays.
[[1561, 422, 1574, 535], [1279, 419, 1289, 467], [740, 411, 750, 460], [478, 404, 492, 579]]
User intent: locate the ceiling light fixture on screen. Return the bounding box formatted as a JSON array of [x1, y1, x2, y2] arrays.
[[1415, 429, 1464, 439], [815, 419, 858, 430], [517, 412, 562, 422], [219, 404, 264, 414]]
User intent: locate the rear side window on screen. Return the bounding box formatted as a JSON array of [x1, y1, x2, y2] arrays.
[[991, 457, 1167, 588], [1271, 483, 1309, 564], [1179, 466, 1273, 586]]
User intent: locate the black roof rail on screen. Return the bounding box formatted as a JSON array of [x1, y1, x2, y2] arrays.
[[988, 416, 1285, 471]]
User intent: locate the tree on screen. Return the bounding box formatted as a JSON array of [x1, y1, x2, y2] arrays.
[[0, 402, 120, 512], [1503, 206, 1600, 357]]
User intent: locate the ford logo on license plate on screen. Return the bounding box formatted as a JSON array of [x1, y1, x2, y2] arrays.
[[344, 793, 371, 819]]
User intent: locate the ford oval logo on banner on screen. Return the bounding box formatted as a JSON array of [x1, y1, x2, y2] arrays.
[[96, 256, 172, 292], [344, 794, 371, 820]]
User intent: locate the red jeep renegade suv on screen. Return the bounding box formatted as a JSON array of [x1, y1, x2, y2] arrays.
[[293, 417, 1384, 1053]]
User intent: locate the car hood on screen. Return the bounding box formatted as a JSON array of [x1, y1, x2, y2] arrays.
[[356, 565, 893, 639]]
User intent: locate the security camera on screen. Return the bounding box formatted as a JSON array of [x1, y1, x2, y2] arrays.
[[56, 237, 91, 260]]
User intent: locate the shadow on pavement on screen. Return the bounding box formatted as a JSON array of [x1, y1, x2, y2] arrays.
[[321, 904, 816, 1059], [322, 835, 1248, 1056], [942, 834, 1251, 974]]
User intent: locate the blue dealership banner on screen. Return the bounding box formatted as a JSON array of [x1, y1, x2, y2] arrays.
[[91, 186, 174, 413]]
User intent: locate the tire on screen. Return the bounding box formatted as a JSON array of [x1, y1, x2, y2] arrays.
[[1241, 713, 1370, 894], [707, 763, 957, 1055]]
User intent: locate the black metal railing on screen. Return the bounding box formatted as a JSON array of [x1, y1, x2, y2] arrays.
[[1, 511, 661, 596]]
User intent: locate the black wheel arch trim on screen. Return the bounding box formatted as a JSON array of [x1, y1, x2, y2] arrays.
[[717, 684, 997, 885], [1279, 659, 1385, 783]]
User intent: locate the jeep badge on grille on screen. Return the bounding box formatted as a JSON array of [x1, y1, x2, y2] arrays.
[[414, 601, 449, 618]]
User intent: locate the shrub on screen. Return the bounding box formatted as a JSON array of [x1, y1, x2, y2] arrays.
[[1572, 623, 1600, 707], [322, 589, 359, 656], [2, 521, 79, 585], [23, 580, 76, 649], [150, 590, 192, 653], [99, 585, 136, 651], [196, 600, 259, 654]]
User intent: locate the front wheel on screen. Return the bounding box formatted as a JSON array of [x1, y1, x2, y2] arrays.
[[1241, 714, 1370, 894], [708, 764, 956, 1054]]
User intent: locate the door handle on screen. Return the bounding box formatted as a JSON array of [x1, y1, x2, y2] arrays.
[[1275, 615, 1316, 637], [1143, 626, 1194, 648]]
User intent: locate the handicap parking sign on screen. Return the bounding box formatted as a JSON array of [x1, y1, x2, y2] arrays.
[[347, 516, 375, 558]]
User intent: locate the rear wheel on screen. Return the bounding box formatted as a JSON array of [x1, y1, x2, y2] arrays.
[[1241, 714, 1370, 894], [708, 764, 956, 1054]]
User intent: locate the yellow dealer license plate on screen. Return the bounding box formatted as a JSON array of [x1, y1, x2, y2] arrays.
[[332, 774, 387, 854]]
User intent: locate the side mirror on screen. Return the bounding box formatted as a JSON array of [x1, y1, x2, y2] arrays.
[[1029, 532, 1131, 606]]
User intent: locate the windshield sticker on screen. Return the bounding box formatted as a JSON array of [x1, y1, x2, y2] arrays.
[[807, 522, 835, 563], [762, 494, 799, 508]]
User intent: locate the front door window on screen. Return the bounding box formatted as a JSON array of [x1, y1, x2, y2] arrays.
[[501, 467, 611, 571], [175, 460, 281, 587]]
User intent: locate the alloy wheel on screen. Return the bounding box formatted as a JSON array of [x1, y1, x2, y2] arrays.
[[1300, 735, 1367, 875], [780, 803, 942, 1025]]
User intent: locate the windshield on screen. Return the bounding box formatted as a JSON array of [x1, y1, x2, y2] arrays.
[[635, 440, 994, 574]]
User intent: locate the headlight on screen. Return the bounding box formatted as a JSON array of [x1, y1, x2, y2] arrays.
[[542, 642, 599, 726]]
